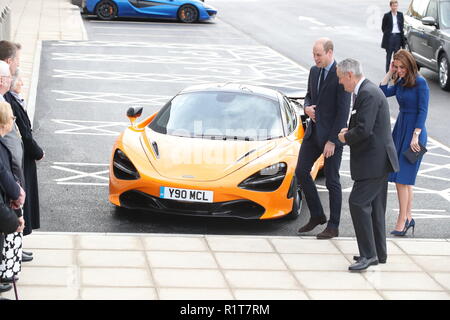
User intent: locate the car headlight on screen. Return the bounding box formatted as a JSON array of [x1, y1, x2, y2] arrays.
[[238, 162, 287, 192], [113, 149, 140, 180]]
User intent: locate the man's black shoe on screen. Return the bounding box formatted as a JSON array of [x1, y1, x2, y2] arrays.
[[349, 257, 379, 272], [22, 253, 33, 262], [298, 217, 327, 233], [23, 251, 33, 257], [0, 283, 12, 293], [316, 227, 339, 239], [353, 256, 386, 264]]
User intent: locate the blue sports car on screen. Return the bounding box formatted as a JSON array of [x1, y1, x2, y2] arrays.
[[83, 0, 217, 23]]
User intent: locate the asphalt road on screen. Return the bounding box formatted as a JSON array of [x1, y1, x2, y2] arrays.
[[33, 0, 450, 238]]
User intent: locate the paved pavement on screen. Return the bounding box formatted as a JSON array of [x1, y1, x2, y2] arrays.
[[1, 232, 450, 300], [0, 0, 449, 300]]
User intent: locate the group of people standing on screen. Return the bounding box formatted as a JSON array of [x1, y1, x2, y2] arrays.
[[296, 0, 429, 271], [0, 40, 44, 297]]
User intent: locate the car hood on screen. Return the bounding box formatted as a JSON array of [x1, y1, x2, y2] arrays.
[[140, 128, 279, 182]]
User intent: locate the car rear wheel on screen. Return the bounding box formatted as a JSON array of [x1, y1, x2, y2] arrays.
[[95, 0, 117, 20], [178, 5, 198, 23], [439, 54, 450, 91]]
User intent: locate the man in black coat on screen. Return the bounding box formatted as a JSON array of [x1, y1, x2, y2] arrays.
[[337, 58, 399, 272], [381, 0, 405, 72], [295, 38, 351, 239]]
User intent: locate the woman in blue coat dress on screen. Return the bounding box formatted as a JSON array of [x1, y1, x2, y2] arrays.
[[380, 49, 429, 236]]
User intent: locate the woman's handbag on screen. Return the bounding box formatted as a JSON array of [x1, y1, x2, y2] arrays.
[[0, 201, 19, 235], [403, 143, 427, 164]]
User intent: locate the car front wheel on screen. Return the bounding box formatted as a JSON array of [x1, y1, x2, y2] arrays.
[[285, 188, 302, 220], [439, 54, 450, 91]]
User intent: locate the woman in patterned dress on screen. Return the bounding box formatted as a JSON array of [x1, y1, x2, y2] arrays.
[[0, 101, 25, 283]]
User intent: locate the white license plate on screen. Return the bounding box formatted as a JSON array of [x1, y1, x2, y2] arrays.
[[159, 187, 214, 203]]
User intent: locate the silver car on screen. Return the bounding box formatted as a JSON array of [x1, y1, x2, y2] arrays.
[[404, 0, 450, 91]]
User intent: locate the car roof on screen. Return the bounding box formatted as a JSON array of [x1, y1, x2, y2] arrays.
[[178, 83, 282, 100]]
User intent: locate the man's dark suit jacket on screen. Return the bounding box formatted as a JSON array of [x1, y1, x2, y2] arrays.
[[303, 61, 351, 147], [344, 79, 399, 181], [381, 11, 405, 49]]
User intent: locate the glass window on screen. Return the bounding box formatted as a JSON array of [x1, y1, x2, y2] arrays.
[[282, 98, 298, 135], [281, 99, 293, 135], [149, 91, 284, 141], [425, 0, 438, 20], [408, 0, 431, 19], [440, 1, 450, 28]]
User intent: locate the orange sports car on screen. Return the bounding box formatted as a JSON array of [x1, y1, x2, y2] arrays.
[[109, 83, 324, 220]]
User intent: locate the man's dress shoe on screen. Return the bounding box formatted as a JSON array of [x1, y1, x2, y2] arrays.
[[353, 256, 386, 264], [298, 217, 327, 233], [348, 257, 379, 271], [22, 253, 33, 262], [316, 227, 339, 239], [0, 283, 12, 293], [23, 251, 33, 257]]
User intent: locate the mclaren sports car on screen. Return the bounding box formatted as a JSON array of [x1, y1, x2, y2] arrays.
[[109, 83, 324, 220], [83, 0, 217, 23]]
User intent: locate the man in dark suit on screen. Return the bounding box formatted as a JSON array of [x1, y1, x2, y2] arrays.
[[295, 38, 351, 239], [381, 0, 405, 72], [337, 58, 399, 272]]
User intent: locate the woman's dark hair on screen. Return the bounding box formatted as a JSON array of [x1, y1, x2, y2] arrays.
[[394, 49, 418, 87]]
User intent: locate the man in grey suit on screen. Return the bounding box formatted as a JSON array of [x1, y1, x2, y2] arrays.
[[337, 58, 399, 272]]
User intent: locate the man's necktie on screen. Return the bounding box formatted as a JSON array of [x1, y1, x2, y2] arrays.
[[318, 68, 325, 93], [352, 93, 357, 108]]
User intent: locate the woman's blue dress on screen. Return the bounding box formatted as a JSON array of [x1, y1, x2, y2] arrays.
[[380, 76, 429, 185]]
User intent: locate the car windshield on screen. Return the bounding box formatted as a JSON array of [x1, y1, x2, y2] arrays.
[[441, 1, 450, 28], [149, 91, 284, 141]]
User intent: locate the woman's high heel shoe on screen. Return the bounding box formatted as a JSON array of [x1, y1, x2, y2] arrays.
[[390, 219, 409, 236], [391, 219, 415, 236], [405, 218, 415, 236]]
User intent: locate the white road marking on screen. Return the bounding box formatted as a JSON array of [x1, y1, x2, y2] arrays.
[[298, 16, 326, 26], [51, 162, 109, 186], [52, 119, 129, 136], [52, 89, 169, 105], [95, 32, 242, 40]]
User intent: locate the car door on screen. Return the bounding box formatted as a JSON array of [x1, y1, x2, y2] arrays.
[[135, 0, 179, 18], [420, 0, 441, 67], [406, 0, 431, 65]]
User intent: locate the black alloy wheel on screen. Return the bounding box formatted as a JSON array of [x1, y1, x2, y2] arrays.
[[439, 54, 450, 91], [178, 5, 199, 23], [96, 0, 117, 20]]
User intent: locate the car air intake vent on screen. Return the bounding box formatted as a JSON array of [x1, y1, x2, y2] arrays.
[[152, 141, 160, 158]]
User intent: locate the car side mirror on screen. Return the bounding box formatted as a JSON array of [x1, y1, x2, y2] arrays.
[[127, 106, 143, 125], [421, 16, 437, 27]]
